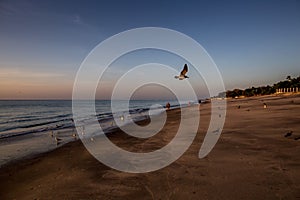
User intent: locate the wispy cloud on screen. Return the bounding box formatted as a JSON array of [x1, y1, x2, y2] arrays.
[[0, 1, 86, 28], [0, 1, 18, 15], [0, 0, 36, 16], [72, 14, 83, 25], [0, 68, 65, 79]]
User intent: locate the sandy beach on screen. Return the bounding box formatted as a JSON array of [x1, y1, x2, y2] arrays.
[[0, 94, 300, 199]]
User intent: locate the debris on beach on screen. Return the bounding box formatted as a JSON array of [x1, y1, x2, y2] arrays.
[[284, 131, 293, 137], [263, 103, 267, 109], [166, 102, 170, 110]]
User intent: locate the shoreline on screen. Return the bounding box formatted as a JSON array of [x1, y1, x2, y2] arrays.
[[0, 102, 184, 167], [1, 94, 300, 199]]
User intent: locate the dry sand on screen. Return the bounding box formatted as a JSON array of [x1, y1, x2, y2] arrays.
[[0, 94, 300, 199]]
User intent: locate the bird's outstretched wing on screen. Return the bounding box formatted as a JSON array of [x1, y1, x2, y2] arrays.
[[180, 64, 188, 76]]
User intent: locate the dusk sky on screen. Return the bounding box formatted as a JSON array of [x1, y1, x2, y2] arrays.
[[0, 0, 299, 99]]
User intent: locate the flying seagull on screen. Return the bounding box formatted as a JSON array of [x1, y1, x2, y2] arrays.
[[175, 64, 189, 80]]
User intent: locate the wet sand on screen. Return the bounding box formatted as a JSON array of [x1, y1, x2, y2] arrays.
[[0, 94, 300, 199]]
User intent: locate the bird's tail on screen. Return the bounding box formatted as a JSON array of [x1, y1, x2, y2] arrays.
[[174, 76, 179, 79]]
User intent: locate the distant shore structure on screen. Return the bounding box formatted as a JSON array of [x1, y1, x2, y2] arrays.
[[276, 87, 299, 93], [220, 76, 300, 99]]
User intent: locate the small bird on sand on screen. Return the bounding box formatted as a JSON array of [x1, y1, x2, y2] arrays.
[[55, 136, 62, 142], [175, 64, 189, 80], [54, 136, 62, 145], [72, 133, 77, 139], [49, 130, 54, 138], [80, 126, 85, 135], [284, 131, 293, 137]]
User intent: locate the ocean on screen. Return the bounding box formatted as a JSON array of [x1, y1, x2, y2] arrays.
[[0, 100, 185, 166]]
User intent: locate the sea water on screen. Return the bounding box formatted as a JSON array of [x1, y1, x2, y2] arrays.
[[0, 100, 185, 166]]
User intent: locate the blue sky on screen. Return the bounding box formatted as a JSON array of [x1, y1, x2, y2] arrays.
[[0, 0, 299, 99]]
